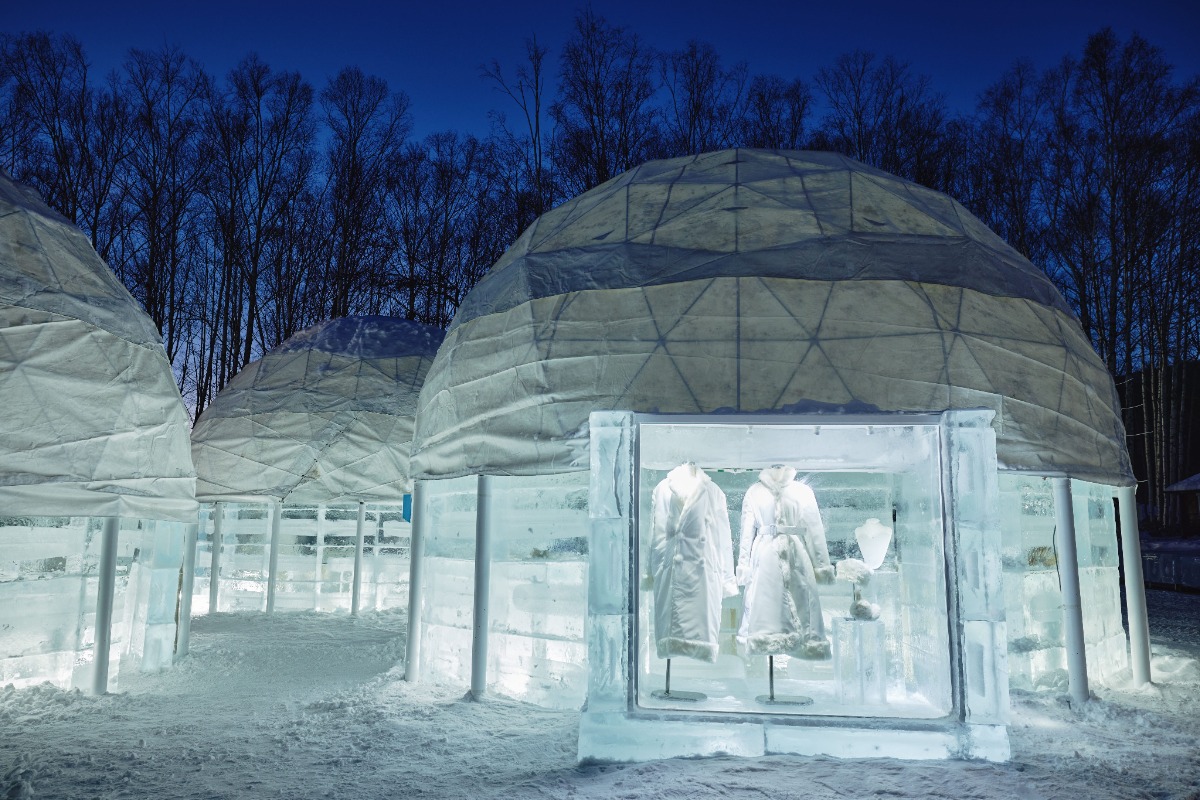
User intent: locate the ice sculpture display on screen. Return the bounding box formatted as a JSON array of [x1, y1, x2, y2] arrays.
[[190, 316, 441, 616], [406, 149, 1149, 753], [0, 172, 198, 692], [836, 518, 894, 620]]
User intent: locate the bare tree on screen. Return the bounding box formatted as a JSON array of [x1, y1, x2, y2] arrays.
[[482, 36, 556, 239], [389, 131, 502, 326], [195, 55, 316, 416], [658, 40, 746, 156], [1037, 30, 1200, 524], [119, 45, 209, 366], [813, 51, 952, 189], [965, 60, 1051, 265], [551, 8, 658, 195], [0, 31, 130, 260], [739, 74, 812, 150], [319, 66, 410, 318]]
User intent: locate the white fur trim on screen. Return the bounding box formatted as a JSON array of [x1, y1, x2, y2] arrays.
[[740, 632, 831, 660], [656, 636, 719, 663]]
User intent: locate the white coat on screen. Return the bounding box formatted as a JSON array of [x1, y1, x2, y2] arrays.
[[647, 464, 738, 662], [736, 466, 834, 659]]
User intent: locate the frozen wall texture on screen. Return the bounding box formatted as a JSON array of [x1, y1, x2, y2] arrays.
[[193, 502, 411, 614], [411, 149, 1130, 486], [1, 172, 197, 688], [192, 316, 443, 504], [417, 474, 590, 709], [0, 517, 186, 689]]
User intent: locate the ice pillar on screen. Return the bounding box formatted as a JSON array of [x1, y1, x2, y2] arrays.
[[177, 522, 198, 657], [1052, 477, 1089, 705], [266, 501, 282, 614], [941, 410, 1009, 741], [352, 501, 366, 616], [404, 481, 428, 682], [208, 502, 224, 614], [92, 517, 120, 695], [1117, 485, 1151, 687], [471, 475, 494, 700]]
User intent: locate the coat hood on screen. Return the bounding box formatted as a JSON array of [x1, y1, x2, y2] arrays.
[[758, 466, 797, 494], [665, 462, 709, 498]]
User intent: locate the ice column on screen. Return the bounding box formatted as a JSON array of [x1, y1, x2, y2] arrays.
[[209, 502, 224, 614], [580, 413, 644, 759], [471, 475, 494, 700], [92, 517, 120, 695], [352, 501, 366, 615], [266, 502, 282, 613], [941, 411, 1009, 756], [1052, 478, 1089, 705], [405, 481, 428, 682], [177, 523, 198, 656], [1117, 486, 1151, 686]]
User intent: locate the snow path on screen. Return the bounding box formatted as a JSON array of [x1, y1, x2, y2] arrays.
[[3, 592, 1199, 799]]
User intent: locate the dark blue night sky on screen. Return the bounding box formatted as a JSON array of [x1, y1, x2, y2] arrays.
[[7, 0, 1199, 139]]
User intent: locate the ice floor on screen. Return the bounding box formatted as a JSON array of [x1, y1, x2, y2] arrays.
[[2, 590, 1198, 799]]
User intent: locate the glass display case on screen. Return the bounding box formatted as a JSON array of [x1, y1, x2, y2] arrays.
[[635, 421, 952, 719], [580, 410, 1010, 763]]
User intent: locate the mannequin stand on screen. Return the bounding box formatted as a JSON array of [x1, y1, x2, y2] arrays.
[[650, 659, 706, 702], [755, 656, 813, 706]]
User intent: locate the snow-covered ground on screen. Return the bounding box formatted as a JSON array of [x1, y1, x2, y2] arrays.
[[3, 590, 1199, 799]]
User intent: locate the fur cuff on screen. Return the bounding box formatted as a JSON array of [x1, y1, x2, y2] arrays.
[[655, 636, 719, 663], [740, 631, 831, 660]]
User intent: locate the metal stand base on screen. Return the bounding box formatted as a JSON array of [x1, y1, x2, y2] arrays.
[[755, 693, 813, 706], [756, 655, 813, 706], [652, 689, 707, 702], [652, 658, 708, 702]]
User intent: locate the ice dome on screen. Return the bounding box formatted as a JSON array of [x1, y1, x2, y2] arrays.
[[412, 149, 1131, 484], [192, 316, 443, 504], [0, 171, 196, 520]]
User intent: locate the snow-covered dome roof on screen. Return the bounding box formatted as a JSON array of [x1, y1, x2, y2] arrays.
[[412, 149, 1131, 484], [0, 172, 197, 520], [192, 316, 443, 503]]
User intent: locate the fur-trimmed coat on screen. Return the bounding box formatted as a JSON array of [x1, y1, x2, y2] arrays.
[[736, 467, 833, 659], [647, 464, 738, 662]]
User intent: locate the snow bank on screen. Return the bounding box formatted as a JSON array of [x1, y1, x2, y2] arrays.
[[2, 596, 1199, 799]]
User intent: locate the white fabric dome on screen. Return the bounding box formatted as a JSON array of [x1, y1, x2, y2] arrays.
[[412, 149, 1131, 484], [0, 172, 197, 521], [192, 316, 442, 503]]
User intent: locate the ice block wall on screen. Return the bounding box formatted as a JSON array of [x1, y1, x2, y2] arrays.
[[418, 476, 478, 686], [486, 473, 589, 709], [120, 520, 187, 672], [1, 516, 186, 689], [891, 464, 953, 714], [1, 516, 101, 688], [998, 475, 1066, 690], [193, 502, 411, 615], [1071, 480, 1129, 685]]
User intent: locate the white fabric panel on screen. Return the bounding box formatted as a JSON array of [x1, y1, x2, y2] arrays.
[[412, 150, 1131, 484], [191, 316, 441, 503], [0, 174, 197, 521]]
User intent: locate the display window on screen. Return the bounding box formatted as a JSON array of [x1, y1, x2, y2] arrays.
[[635, 420, 953, 719]]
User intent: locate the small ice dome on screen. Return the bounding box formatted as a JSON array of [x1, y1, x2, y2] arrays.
[[192, 316, 443, 503]]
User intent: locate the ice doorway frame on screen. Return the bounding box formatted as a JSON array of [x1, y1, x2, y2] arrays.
[[579, 410, 1011, 763]]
